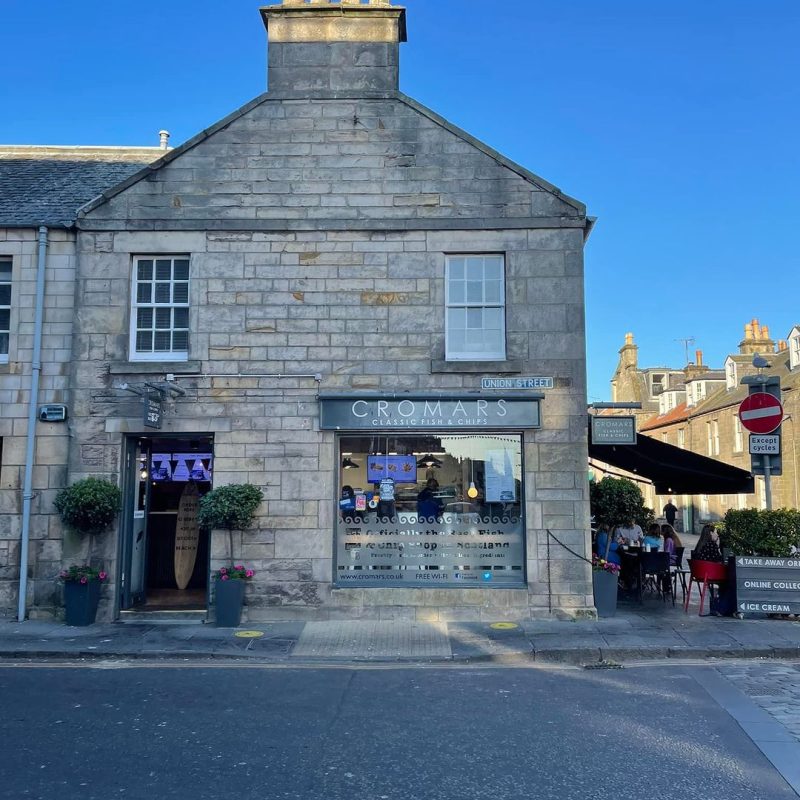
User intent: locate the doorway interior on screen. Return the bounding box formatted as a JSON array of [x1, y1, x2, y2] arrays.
[[121, 435, 214, 612]]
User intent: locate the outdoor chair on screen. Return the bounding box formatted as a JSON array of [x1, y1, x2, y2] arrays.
[[671, 547, 688, 601], [638, 551, 674, 606], [683, 559, 727, 616]]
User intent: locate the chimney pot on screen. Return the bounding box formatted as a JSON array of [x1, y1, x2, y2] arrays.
[[695, 349, 703, 366], [624, 332, 634, 346], [745, 323, 753, 340], [762, 325, 770, 340], [158, 130, 170, 150]]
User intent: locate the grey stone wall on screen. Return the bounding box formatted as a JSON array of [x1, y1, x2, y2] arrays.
[[0, 228, 75, 617], [72, 92, 593, 621]]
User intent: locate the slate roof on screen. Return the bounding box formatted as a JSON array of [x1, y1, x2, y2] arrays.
[[0, 147, 163, 228], [640, 402, 690, 432]]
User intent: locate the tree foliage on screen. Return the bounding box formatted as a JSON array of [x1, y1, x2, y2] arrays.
[[720, 509, 800, 557], [590, 476, 654, 530], [53, 478, 122, 536], [198, 483, 263, 532]]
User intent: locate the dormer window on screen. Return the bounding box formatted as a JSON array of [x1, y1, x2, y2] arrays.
[[726, 358, 737, 389], [651, 373, 665, 396], [790, 330, 800, 370]]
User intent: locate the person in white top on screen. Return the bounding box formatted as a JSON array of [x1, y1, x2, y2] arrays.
[[614, 519, 643, 545]]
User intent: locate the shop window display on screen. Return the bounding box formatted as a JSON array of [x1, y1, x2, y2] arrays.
[[336, 434, 525, 588]]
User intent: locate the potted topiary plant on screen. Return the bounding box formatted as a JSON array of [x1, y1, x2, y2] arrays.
[[54, 477, 121, 625], [54, 477, 122, 537], [198, 483, 263, 627], [59, 565, 109, 626]]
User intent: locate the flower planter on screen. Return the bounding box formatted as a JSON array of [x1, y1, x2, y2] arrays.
[[592, 569, 619, 618], [63, 581, 102, 626], [214, 579, 246, 627]]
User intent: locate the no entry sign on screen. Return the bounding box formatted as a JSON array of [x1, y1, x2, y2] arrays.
[[738, 392, 783, 434]]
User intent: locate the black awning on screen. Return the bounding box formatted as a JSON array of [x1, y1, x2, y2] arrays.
[[588, 425, 754, 495]]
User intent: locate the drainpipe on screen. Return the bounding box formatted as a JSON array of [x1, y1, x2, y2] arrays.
[[18, 226, 48, 621]]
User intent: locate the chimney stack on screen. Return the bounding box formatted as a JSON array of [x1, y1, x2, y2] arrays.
[[739, 318, 775, 355], [619, 332, 638, 369], [261, 0, 407, 93]]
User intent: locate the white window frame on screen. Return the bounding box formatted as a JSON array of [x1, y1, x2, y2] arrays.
[[790, 333, 800, 370], [712, 419, 720, 455], [733, 416, 743, 453], [677, 429, 685, 449], [725, 358, 737, 389], [0, 257, 10, 364], [129, 255, 190, 362], [445, 254, 506, 361], [706, 421, 713, 456]]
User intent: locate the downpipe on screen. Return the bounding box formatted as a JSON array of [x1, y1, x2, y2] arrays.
[[18, 226, 47, 621]]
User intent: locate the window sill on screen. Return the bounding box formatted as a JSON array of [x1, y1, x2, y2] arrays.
[[431, 359, 522, 374], [109, 360, 202, 375]]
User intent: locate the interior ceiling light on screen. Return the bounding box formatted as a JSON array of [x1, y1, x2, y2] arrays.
[[342, 457, 359, 470], [417, 454, 442, 468]]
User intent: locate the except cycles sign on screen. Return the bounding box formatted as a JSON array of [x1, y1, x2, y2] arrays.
[[738, 392, 783, 434]]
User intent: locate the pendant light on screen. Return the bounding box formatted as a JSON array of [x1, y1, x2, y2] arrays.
[[467, 458, 478, 498], [342, 457, 359, 470]]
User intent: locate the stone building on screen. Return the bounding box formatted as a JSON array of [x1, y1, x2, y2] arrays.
[[611, 321, 800, 532], [4, 0, 595, 622], [0, 144, 165, 617]]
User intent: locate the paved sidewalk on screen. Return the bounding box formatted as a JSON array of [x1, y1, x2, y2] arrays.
[[2, 605, 800, 665]]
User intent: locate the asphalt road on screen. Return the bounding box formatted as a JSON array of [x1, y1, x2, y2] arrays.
[[0, 663, 795, 800]]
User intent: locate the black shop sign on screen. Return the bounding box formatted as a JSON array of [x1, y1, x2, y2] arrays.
[[734, 556, 800, 616]]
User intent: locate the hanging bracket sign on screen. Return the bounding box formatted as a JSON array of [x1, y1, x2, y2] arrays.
[[590, 416, 636, 445], [143, 393, 163, 429]]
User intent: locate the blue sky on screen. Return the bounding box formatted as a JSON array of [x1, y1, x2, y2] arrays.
[[2, 0, 798, 401]]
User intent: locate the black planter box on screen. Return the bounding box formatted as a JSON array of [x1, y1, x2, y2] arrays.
[[63, 581, 101, 626], [214, 579, 246, 627]]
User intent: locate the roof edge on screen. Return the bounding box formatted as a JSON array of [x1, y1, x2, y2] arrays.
[[395, 92, 587, 216]]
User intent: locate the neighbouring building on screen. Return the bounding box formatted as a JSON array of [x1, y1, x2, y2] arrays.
[[608, 321, 800, 532], [2, 0, 595, 622], [0, 144, 166, 616]]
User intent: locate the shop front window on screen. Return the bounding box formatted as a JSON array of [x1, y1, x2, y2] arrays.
[[335, 433, 525, 588]]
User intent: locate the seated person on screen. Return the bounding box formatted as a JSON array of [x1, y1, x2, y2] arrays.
[[595, 523, 621, 566], [695, 524, 722, 561], [694, 524, 734, 615], [614, 519, 644, 545], [417, 478, 443, 519], [661, 524, 682, 566], [643, 523, 662, 550]]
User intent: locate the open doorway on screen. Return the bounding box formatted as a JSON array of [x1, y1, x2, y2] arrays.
[[120, 435, 213, 612]]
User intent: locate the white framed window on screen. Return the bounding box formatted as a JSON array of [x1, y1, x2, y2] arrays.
[[790, 331, 800, 370], [725, 358, 737, 389], [733, 416, 743, 453], [758, 477, 766, 509], [677, 429, 685, 449], [706, 421, 713, 456], [700, 494, 710, 519], [0, 257, 10, 363], [130, 256, 189, 361], [736, 492, 747, 510], [445, 254, 505, 361], [712, 420, 720, 455]]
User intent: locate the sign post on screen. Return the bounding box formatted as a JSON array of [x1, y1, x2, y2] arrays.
[[739, 380, 783, 510]]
